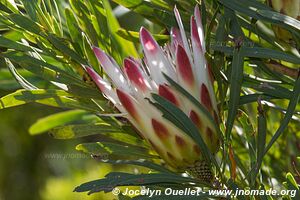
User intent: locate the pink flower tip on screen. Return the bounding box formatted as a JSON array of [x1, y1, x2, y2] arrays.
[[92, 46, 106, 60], [85, 67, 101, 84], [123, 58, 148, 92], [85, 66, 95, 75], [174, 5, 178, 13], [140, 27, 157, 52]]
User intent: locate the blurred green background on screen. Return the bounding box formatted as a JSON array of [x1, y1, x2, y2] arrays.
[[0, 89, 115, 200]]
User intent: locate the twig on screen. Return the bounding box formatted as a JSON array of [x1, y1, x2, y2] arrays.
[[265, 60, 299, 79]]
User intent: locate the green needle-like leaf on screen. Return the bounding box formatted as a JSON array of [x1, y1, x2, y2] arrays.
[[47, 33, 87, 64], [211, 46, 300, 64], [251, 100, 267, 185], [0, 0, 18, 13], [257, 10, 300, 32], [29, 109, 89, 135], [82, 33, 99, 69], [65, 7, 83, 53], [264, 76, 300, 155], [225, 47, 244, 139], [96, 159, 174, 174], [74, 172, 207, 194], [5, 58, 37, 90], [102, 0, 138, 59], [0, 89, 104, 111], [0, 35, 33, 52], [8, 13, 44, 35], [76, 142, 157, 160], [285, 173, 300, 199], [117, 28, 169, 44]]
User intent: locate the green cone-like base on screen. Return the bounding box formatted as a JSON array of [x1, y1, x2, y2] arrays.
[[187, 160, 213, 183]]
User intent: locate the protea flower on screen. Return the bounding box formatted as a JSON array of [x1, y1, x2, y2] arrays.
[[85, 6, 220, 182], [267, 0, 300, 42]]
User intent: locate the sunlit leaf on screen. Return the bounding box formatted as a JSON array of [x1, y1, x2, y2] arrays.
[[0, 89, 104, 111], [102, 0, 138, 59], [76, 142, 157, 160], [29, 109, 89, 135], [117, 28, 169, 44]]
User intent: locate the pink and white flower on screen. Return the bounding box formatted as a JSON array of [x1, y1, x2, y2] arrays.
[[85, 6, 220, 172]]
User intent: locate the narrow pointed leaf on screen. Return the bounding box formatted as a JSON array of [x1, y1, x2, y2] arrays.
[[65, 8, 83, 52], [29, 110, 89, 135], [5, 58, 37, 90], [225, 48, 244, 139], [96, 159, 174, 174], [49, 123, 133, 141], [47, 34, 87, 64], [2, 52, 85, 86], [74, 172, 206, 194], [211, 46, 300, 64], [8, 13, 43, 35], [102, 0, 138, 58], [264, 76, 300, 155], [0, 0, 18, 13], [257, 10, 300, 31], [82, 33, 99, 69], [76, 142, 157, 160], [0, 35, 33, 51], [0, 89, 104, 111], [251, 101, 267, 185], [117, 28, 169, 44], [285, 173, 300, 199]]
